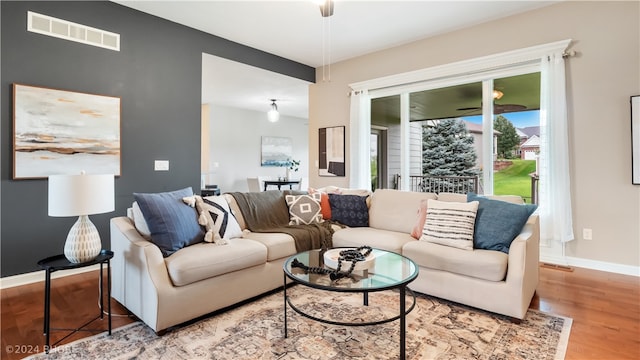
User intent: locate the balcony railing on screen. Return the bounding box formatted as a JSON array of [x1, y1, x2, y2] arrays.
[[530, 173, 539, 205], [398, 175, 480, 194]]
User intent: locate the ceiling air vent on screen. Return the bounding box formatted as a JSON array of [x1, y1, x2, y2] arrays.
[[27, 11, 120, 51]]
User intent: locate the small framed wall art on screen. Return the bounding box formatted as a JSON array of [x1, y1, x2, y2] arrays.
[[12, 84, 121, 179], [261, 136, 292, 167], [318, 126, 345, 177], [631, 95, 640, 185]]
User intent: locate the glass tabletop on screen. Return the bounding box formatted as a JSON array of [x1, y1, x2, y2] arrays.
[[283, 248, 418, 292]]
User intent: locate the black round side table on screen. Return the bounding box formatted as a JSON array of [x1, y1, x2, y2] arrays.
[[37, 249, 114, 353]]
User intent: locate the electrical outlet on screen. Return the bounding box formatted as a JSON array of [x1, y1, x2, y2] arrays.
[[583, 228, 593, 240], [154, 160, 169, 171]]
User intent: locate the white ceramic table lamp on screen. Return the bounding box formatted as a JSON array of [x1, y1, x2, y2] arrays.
[[48, 172, 115, 263]]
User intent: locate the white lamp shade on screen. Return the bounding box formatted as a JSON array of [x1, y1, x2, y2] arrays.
[[267, 109, 279, 122], [48, 173, 115, 217], [267, 100, 279, 122]]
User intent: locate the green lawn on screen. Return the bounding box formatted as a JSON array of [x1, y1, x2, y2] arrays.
[[493, 160, 536, 203]]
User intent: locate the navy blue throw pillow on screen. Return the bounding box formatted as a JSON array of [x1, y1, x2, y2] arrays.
[[134, 187, 204, 257], [328, 193, 369, 227], [467, 193, 537, 253]]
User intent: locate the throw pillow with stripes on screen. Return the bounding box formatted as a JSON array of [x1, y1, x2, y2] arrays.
[[420, 199, 479, 250]]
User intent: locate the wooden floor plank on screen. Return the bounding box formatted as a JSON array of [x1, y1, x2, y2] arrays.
[[1, 265, 639, 360]]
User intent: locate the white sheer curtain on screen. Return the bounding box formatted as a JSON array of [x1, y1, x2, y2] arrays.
[[349, 90, 371, 190], [538, 52, 575, 243]]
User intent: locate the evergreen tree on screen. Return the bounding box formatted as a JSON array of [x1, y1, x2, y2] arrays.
[[494, 115, 521, 159], [422, 118, 479, 192]]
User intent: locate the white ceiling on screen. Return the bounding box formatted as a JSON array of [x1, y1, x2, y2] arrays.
[[113, 1, 557, 119]]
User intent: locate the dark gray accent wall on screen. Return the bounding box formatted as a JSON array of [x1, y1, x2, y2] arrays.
[[0, 1, 315, 277]]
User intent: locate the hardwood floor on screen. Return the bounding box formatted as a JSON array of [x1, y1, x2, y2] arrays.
[[1, 271, 136, 359], [530, 266, 640, 359], [1, 265, 638, 360]]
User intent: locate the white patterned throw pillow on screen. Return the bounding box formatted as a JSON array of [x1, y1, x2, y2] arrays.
[[286, 193, 323, 225], [420, 199, 479, 250], [183, 195, 243, 244]]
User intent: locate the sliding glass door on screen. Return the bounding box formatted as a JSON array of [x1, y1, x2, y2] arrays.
[[352, 40, 573, 261]]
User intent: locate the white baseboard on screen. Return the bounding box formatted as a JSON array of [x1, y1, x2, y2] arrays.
[[0, 264, 100, 289], [540, 254, 640, 277]]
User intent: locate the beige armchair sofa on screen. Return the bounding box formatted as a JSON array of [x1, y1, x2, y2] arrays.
[[110, 188, 539, 333]]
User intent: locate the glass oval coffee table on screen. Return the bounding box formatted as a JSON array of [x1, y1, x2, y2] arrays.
[[283, 248, 418, 360]]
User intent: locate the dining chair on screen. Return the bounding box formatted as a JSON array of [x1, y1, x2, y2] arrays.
[[246, 177, 261, 192]]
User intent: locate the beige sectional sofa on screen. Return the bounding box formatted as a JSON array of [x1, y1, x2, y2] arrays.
[[110, 188, 539, 333], [110, 196, 299, 333], [332, 189, 539, 320]]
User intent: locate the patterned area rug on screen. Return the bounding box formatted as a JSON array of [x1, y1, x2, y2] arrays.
[[28, 286, 571, 359]]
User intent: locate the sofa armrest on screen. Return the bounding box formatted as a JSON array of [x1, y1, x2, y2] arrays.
[[110, 216, 174, 331], [506, 214, 539, 279], [504, 214, 540, 316]]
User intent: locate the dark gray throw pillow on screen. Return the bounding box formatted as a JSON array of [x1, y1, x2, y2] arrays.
[[134, 187, 204, 257], [328, 193, 369, 227], [467, 193, 537, 253]]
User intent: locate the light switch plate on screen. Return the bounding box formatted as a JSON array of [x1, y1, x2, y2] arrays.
[[154, 160, 169, 171]]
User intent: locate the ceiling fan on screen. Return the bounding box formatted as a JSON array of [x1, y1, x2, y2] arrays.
[[456, 90, 527, 115]]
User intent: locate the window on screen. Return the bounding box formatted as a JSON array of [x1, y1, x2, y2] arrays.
[[350, 40, 574, 254]]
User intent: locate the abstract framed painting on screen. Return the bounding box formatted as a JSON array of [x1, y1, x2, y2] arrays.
[[261, 136, 292, 167], [12, 84, 121, 179], [319, 126, 345, 177]]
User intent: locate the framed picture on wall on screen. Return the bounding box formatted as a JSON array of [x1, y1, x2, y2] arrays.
[[12, 83, 121, 179], [319, 126, 345, 177], [261, 136, 292, 167], [632, 95, 640, 185]]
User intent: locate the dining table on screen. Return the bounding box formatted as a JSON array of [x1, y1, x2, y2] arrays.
[[263, 179, 300, 191]]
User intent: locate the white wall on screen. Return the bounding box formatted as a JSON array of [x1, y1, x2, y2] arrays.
[[205, 105, 309, 192], [309, 1, 640, 270]]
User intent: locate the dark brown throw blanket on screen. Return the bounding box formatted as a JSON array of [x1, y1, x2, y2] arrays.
[[229, 191, 333, 251]]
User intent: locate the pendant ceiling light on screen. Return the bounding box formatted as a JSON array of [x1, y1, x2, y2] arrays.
[[267, 99, 279, 122], [317, 0, 334, 82], [318, 0, 334, 17]]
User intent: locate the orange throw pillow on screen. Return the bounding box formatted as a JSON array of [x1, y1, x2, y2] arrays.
[[308, 187, 333, 219], [410, 199, 429, 239], [319, 192, 332, 219]]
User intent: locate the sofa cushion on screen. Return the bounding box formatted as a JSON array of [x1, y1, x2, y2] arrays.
[[403, 240, 508, 282], [332, 227, 415, 254], [468, 193, 538, 253], [369, 189, 437, 233], [164, 238, 267, 286], [223, 193, 247, 230], [436, 192, 467, 202], [241, 231, 297, 261], [329, 193, 369, 227], [316, 186, 373, 207], [286, 193, 323, 225], [131, 201, 151, 239], [420, 199, 479, 250], [133, 187, 204, 257], [199, 195, 243, 241]]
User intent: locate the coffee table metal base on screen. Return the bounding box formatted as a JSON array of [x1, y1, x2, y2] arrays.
[[283, 274, 417, 359]]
